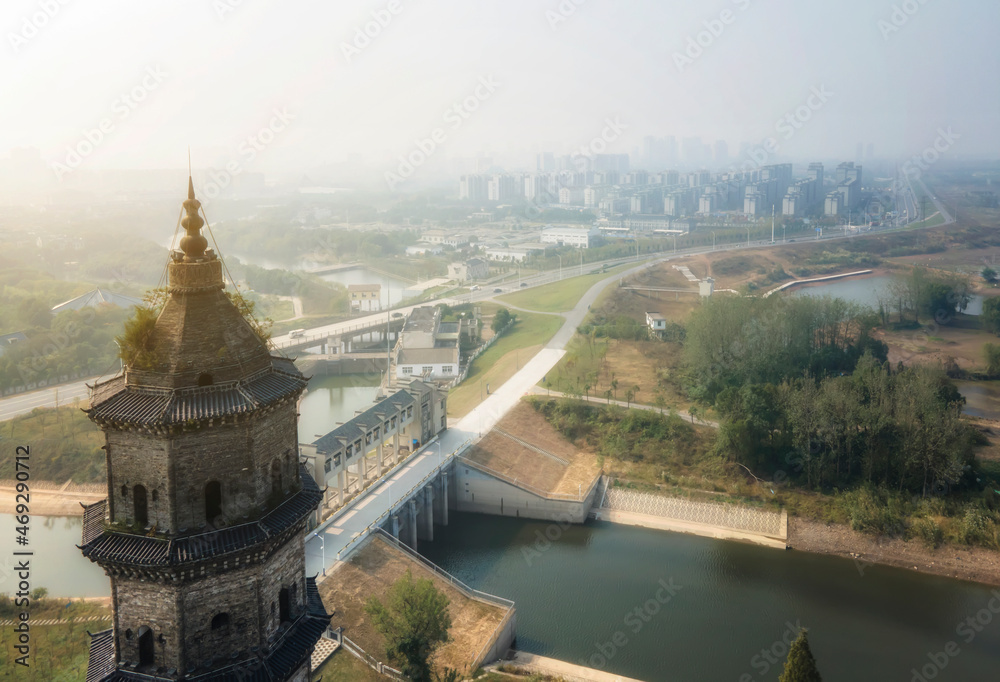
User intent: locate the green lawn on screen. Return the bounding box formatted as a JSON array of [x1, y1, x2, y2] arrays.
[[448, 311, 564, 417], [497, 264, 633, 313]]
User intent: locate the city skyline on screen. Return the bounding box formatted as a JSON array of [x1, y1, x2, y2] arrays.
[[1, 0, 997, 187]]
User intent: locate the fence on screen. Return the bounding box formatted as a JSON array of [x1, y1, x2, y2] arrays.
[[376, 529, 516, 671], [339, 634, 406, 680], [453, 319, 514, 386]]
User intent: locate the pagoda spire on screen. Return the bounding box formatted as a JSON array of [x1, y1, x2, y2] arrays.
[[179, 172, 209, 261]]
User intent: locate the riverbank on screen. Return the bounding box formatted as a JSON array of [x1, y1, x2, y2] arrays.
[[789, 516, 1000, 586], [0, 480, 104, 516]]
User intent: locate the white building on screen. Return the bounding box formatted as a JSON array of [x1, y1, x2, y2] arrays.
[[645, 312, 666, 331], [540, 226, 600, 248], [395, 307, 460, 381]]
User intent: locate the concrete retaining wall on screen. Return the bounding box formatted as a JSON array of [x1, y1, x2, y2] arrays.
[[452, 463, 599, 523]]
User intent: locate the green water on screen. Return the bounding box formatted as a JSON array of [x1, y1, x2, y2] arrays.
[[297, 374, 381, 443], [419, 513, 1000, 682]]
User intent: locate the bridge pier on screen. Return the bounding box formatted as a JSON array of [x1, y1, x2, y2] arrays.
[[391, 513, 400, 540], [376, 442, 383, 477], [408, 500, 419, 552], [418, 486, 434, 542], [435, 471, 449, 527]]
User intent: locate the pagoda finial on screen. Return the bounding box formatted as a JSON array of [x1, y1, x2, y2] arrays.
[[179, 159, 208, 261]]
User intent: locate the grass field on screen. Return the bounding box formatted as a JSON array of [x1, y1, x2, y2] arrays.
[[311, 650, 386, 681], [448, 311, 563, 418], [496, 264, 633, 313]]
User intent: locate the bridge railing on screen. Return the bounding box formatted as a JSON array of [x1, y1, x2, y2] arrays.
[[334, 437, 473, 561]]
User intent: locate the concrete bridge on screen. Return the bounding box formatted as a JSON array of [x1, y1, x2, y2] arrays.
[[274, 317, 405, 354]]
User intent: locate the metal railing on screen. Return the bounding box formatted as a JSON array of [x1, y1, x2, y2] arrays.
[[340, 634, 406, 680], [375, 529, 516, 672], [334, 438, 474, 561]]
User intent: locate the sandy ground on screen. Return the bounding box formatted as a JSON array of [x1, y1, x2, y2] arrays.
[[789, 517, 1000, 586], [318, 535, 506, 674], [0, 482, 105, 516]]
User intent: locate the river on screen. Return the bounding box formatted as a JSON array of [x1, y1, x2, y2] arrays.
[[296, 373, 382, 443], [419, 512, 1000, 682]]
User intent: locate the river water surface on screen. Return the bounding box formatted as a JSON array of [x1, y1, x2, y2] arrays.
[[420, 513, 1000, 682]]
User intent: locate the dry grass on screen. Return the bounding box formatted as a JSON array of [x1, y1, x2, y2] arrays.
[[465, 401, 602, 496], [877, 316, 995, 372], [318, 535, 506, 675]]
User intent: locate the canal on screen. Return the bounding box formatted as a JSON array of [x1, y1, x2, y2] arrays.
[[419, 512, 1000, 682]]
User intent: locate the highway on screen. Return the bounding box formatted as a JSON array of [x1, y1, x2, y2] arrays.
[[0, 174, 954, 424], [0, 379, 92, 422]]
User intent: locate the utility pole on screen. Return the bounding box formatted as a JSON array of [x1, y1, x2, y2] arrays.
[[771, 205, 775, 243]]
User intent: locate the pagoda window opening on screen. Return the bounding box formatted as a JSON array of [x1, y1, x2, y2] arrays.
[[278, 587, 290, 623], [271, 460, 283, 497], [133, 485, 148, 527], [137, 626, 154, 667], [205, 481, 222, 523], [211, 613, 230, 631], [197, 372, 213, 387]]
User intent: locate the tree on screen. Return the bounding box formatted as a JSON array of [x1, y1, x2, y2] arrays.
[[492, 307, 515, 333], [624, 388, 634, 408], [985, 343, 1000, 377], [364, 569, 452, 682], [983, 298, 1000, 336], [779, 629, 822, 682], [982, 266, 997, 283]]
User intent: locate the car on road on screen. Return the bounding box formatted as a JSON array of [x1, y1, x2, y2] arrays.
[[288, 329, 305, 338], [470, 285, 480, 291], [520, 282, 528, 288], [493, 288, 503, 293], [391, 312, 404, 318]]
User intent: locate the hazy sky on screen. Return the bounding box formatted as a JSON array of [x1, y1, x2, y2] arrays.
[[3, 0, 998, 178]]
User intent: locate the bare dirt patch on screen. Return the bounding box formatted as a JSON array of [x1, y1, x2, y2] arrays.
[[318, 535, 506, 675], [789, 516, 1000, 586], [466, 401, 601, 496], [877, 317, 994, 373]]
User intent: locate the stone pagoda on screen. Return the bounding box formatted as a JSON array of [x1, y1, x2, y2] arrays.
[[79, 178, 329, 681]]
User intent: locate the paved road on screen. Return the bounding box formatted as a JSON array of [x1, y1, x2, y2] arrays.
[[305, 257, 667, 575], [0, 380, 92, 422]]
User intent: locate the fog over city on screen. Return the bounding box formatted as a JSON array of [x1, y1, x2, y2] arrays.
[[2, 0, 998, 194]]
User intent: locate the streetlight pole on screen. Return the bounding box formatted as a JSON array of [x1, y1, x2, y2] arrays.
[[313, 531, 326, 576], [557, 254, 562, 280], [746, 227, 751, 247], [579, 250, 583, 276], [711, 231, 716, 250]]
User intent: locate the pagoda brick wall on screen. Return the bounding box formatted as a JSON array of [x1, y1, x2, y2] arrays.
[[112, 531, 307, 673]]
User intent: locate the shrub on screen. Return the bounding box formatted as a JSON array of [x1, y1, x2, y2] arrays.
[[840, 487, 907, 537], [911, 517, 944, 549]]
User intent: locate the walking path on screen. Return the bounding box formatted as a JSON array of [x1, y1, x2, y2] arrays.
[[527, 388, 719, 428], [0, 614, 110, 626]]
